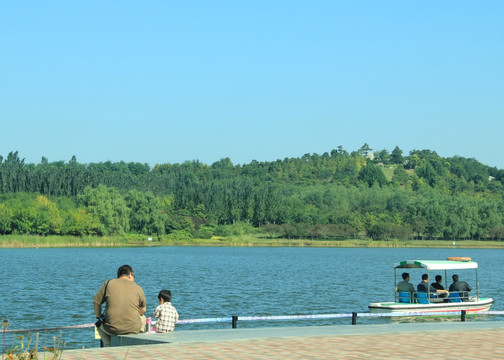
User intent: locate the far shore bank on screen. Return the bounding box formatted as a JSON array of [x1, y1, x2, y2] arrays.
[[1, 235, 503, 249]]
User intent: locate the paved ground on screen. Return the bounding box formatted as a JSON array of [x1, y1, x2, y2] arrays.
[[60, 321, 504, 360]]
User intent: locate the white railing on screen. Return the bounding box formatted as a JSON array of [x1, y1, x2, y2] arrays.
[[3, 310, 504, 334]]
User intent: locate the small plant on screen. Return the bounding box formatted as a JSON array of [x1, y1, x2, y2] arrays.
[[2, 319, 12, 359], [3, 334, 36, 360], [42, 333, 65, 360], [2, 329, 65, 360]]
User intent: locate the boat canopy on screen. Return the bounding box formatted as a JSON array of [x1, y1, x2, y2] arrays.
[[394, 260, 478, 270]]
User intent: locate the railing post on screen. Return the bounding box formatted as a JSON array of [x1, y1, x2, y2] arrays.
[[461, 310, 466, 322], [352, 312, 357, 325], [232, 315, 238, 328]]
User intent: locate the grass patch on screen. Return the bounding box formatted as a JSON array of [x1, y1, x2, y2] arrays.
[[1, 234, 503, 249], [0, 235, 134, 248], [381, 164, 397, 181]]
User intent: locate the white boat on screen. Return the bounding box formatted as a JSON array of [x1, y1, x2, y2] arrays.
[[368, 258, 494, 313]]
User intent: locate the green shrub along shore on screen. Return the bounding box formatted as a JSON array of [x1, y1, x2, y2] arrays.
[[1, 235, 503, 249]]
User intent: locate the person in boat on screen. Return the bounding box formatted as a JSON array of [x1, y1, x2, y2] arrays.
[[431, 275, 448, 295], [431, 275, 445, 291], [93, 265, 147, 347], [431, 275, 449, 301], [152, 289, 179, 333], [395, 272, 415, 302], [418, 274, 449, 300], [448, 274, 472, 301]]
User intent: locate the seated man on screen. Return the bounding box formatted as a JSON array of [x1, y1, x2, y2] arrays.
[[395, 272, 415, 303], [417, 274, 449, 302], [94, 265, 147, 347], [448, 274, 472, 301], [431, 275, 449, 301]]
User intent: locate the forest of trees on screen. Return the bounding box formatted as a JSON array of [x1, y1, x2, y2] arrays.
[[1, 144, 504, 241]]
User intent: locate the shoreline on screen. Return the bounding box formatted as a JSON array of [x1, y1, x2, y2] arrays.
[[1, 235, 503, 249]]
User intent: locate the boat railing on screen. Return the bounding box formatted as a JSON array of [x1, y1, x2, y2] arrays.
[[447, 291, 472, 302], [396, 291, 414, 303], [395, 290, 472, 304]]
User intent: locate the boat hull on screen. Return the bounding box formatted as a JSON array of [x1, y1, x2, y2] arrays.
[[368, 297, 493, 313]]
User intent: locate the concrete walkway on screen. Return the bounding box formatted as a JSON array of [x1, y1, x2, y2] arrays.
[[60, 321, 504, 359]]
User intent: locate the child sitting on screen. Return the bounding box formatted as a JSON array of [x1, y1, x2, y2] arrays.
[[152, 289, 179, 333]]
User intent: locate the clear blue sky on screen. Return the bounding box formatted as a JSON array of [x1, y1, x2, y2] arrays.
[[1, 1, 503, 168]]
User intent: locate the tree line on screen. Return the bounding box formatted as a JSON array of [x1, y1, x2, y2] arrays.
[[1, 145, 504, 241]]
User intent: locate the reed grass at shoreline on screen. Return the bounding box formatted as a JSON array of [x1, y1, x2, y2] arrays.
[[1, 235, 503, 249]]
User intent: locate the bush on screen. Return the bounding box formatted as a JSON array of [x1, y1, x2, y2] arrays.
[[214, 222, 256, 237], [160, 230, 192, 242]]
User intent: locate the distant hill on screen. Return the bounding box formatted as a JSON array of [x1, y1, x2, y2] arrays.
[[1, 146, 503, 241]]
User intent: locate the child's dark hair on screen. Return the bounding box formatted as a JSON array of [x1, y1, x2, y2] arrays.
[[158, 289, 172, 302]]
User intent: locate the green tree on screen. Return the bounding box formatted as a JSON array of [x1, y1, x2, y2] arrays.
[[36, 195, 63, 234], [12, 207, 37, 234], [0, 203, 12, 234], [78, 185, 130, 235], [0, 151, 27, 193], [407, 154, 420, 169], [405, 198, 428, 239], [374, 149, 391, 165], [125, 190, 166, 235], [358, 163, 387, 187], [391, 146, 404, 164], [391, 166, 410, 187], [416, 162, 438, 186], [423, 197, 448, 239], [367, 222, 395, 240], [63, 208, 100, 236], [358, 143, 373, 157]]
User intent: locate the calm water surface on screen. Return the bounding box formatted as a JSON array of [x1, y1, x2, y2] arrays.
[[1, 247, 503, 349]]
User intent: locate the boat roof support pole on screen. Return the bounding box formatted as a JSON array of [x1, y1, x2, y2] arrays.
[[394, 268, 397, 302], [427, 269, 431, 302], [476, 267, 479, 300]]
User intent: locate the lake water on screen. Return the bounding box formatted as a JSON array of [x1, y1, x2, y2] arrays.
[[1, 246, 503, 350]]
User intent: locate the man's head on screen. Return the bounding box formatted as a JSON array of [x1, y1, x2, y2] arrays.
[[452, 274, 459, 282], [117, 265, 135, 280], [435, 275, 442, 283], [422, 274, 429, 281], [158, 290, 172, 303], [402, 272, 410, 280]]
